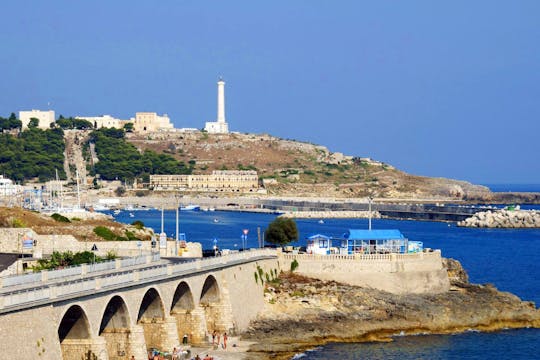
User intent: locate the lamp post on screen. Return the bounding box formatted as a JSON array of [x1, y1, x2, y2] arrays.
[[368, 196, 373, 231]]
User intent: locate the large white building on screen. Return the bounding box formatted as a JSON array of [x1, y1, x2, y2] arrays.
[[75, 115, 128, 129], [204, 78, 229, 133], [19, 110, 55, 130], [75, 112, 174, 133]]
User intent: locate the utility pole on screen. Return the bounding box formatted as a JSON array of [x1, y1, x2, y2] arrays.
[[368, 196, 373, 231]]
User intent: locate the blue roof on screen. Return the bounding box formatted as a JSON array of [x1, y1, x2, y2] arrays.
[[345, 229, 404, 240], [307, 234, 331, 240]]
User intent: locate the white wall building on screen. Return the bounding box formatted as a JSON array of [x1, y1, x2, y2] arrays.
[[0, 176, 21, 196], [19, 110, 55, 130], [75, 115, 128, 129], [204, 78, 229, 133]]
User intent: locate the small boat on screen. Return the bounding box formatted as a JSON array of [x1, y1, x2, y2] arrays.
[[213, 218, 219, 223], [318, 219, 325, 224], [180, 204, 200, 211], [129, 213, 135, 218], [113, 209, 121, 215]]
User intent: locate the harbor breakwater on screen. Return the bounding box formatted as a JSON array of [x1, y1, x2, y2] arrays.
[[458, 209, 540, 228], [280, 210, 382, 219]]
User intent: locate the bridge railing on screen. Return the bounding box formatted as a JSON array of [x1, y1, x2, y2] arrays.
[[0, 248, 277, 311], [0, 255, 160, 289]]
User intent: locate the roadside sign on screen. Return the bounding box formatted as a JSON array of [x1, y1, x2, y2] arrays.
[[22, 240, 33, 249], [91, 244, 98, 251]]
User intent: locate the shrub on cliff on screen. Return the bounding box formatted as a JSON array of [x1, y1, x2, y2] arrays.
[[265, 217, 299, 246], [51, 213, 71, 223]]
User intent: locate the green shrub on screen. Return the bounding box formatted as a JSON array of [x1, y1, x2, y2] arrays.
[[93, 226, 117, 241], [125, 230, 139, 241], [290, 259, 299, 272], [131, 220, 145, 230], [11, 218, 26, 228], [51, 213, 71, 223]]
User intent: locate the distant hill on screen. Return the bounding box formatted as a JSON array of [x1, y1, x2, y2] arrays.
[[124, 131, 490, 199]]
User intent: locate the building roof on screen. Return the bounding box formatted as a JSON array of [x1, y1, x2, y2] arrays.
[[307, 234, 331, 240], [345, 229, 404, 240]]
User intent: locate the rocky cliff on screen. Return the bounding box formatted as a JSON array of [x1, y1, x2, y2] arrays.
[[243, 260, 540, 359]]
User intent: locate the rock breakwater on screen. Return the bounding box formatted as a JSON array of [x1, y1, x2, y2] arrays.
[[280, 210, 382, 219], [243, 259, 540, 359], [458, 209, 540, 228]]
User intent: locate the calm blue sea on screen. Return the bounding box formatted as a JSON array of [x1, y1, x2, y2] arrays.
[[110, 208, 540, 359], [483, 183, 540, 193]]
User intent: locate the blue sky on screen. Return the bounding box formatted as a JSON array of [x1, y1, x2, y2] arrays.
[[1, 1, 539, 184]]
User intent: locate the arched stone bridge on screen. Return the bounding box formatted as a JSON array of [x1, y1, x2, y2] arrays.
[[0, 249, 278, 360]]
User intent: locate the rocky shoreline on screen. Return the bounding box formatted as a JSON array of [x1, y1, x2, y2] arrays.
[[241, 259, 540, 359], [458, 209, 540, 228]]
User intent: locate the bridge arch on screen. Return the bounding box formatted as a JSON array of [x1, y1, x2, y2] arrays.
[[99, 295, 132, 360], [58, 304, 94, 360], [170, 281, 198, 344], [199, 274, 224, 334], [137, 287, 169, 353]]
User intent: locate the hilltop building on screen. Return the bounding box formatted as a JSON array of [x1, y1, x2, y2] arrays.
[[204, 78, 229, 133], [75, 115, 129, 129], [133, 112, 173, 133], [19, 110, 55, 130], [75, 112, 173, 133], [150, 170, 258, 192]]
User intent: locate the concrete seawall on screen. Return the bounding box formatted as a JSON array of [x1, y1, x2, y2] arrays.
[[278, 251, 450, 294]]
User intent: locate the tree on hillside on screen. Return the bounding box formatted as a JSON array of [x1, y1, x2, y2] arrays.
[[28, 117, 39, 128], [123, 122, 134, 132], [265, 217, 299, 246]]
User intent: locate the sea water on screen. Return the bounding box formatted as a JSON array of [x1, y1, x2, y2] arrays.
[[111, 207, 540, 359]]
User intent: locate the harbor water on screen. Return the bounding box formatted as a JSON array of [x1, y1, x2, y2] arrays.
[[111, 206, 540, 359]]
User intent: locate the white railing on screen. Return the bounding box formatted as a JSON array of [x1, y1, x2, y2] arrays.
[[47, 266, 83, 281], [2, 272, 42, 287], [0, 254, 160, 289], [280, 250, 441, 262], [0, 248, 277, 311]]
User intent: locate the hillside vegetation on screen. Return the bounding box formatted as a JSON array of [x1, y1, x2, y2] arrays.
[[87, 128, 194, 181], [126, 131, 489, 199], [0, 127, 66, 182]]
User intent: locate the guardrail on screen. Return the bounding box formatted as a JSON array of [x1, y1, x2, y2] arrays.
[[0, 255, 161, 289], [0, 248, 277, 312], [280, 250, 441, 262]]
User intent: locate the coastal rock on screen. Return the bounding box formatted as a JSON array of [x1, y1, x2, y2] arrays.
[[243, 264, 540, 359]]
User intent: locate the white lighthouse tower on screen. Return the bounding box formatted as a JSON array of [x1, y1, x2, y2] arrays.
[[204, 77, 229, 133]]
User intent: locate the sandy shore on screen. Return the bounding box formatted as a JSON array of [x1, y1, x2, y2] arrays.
[[188, 336, 265, 360]]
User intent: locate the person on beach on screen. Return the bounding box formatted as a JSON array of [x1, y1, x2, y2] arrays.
[[222, 332, 227, 349], [172, 347, 179, 360], [216, 332, 221, 347], [211, 330, 217, 345], [194, 355, 201, 360]]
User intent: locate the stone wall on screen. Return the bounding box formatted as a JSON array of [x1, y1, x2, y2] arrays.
[[279, 251, 450, 294], [0, 228, 202, 259]]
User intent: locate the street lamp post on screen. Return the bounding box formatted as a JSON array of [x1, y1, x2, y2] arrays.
[[368, 196, 373, 231]]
